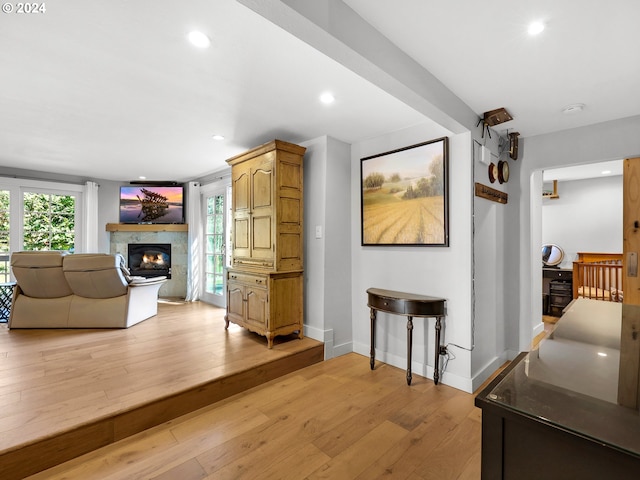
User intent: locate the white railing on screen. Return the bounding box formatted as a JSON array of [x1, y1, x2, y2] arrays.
[[0, 253, 9, 283]]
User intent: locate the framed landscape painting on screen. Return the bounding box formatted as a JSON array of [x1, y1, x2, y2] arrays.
[[360, 137, 449, 246]]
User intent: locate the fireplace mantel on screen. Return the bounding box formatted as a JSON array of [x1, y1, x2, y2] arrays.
[[106, 223, 188, 232]]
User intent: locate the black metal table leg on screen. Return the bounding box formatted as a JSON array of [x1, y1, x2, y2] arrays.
[[370, 308, 376, 370], [407, 316, 413, 385], [434, 316, 442, 385]]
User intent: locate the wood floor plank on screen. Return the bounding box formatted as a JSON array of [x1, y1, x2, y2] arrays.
[[151, 458, 208, 480], [23, 353, 485, 480], [195, 375, 348, 474], [312, 381, 428, 458], [2, 298, 491, 480], [307, 420, 409, 479], [253, 443, 331, 480], [413, 416, 481, 479], [25, 429, 180, 480], [354, 410, 461, 479], [0, 301, 323, 478], [98, 408, 271, 480]]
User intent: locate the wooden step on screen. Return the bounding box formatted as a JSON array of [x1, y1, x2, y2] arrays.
[[0, 302, 323, 479]]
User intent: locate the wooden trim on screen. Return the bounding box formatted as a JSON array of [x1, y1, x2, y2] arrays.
[[621, 157, 640, 409], [474, 182, 508, 204], [543, 179, 560, 199], [575, 252, 622, 264], [106, 223, 188, 232], [225, 139, 306, 167]]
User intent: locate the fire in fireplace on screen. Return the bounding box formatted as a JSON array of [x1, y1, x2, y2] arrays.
[[128, 243, 171, 279]]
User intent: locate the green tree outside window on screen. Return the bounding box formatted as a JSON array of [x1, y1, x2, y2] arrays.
[[23, 192, 76, 251]]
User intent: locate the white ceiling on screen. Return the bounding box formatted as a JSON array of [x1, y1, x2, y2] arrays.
[[543, 159, 622, 182], [1, 0, 638, 182]]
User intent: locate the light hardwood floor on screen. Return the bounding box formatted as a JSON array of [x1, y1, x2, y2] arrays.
[[26, 353, 483, 479], [0, 300, 323, 478]]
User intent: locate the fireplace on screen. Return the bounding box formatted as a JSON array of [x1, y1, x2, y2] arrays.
[[128, 243, 171, 279]]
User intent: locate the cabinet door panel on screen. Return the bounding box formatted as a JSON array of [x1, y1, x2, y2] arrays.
[[227, 284, 245, 322], [271, 274, 303, 329], [280, 197, 301, 225], [279, 156, 302, 190], [232, 216, 250, 263], [246, 288, 267, 327], [252, 216, 272, 251], [233, 170, 250, 212], [279, 233, 301, 261], [233, 217, 249, 249], [252, 168, 272, 210]]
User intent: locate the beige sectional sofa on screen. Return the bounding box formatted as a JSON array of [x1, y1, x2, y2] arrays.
[[9, 251, 166, 329]]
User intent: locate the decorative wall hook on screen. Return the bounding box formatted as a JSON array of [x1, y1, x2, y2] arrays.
[[508, 131, 520, 160], [477, 107, 513, 139]]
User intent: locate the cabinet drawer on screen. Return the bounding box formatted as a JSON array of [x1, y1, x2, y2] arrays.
[[543, 269, 572, 280], [367, 295, 404, 314], [233, 258, 274, 269], [550, 282, 572, 292], [227, 271, 267, 287], [550, 295, 571, 306]]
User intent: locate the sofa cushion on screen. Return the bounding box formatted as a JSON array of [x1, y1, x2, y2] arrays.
[[10, 251, 73, 298], [9, 295, 73, 328], [63, 254, 128, 299]]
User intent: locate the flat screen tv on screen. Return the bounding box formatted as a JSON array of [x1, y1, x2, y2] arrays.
[[119, 185, 185, 224]]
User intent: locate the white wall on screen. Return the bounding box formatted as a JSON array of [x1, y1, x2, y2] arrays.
[[302, 137, 328, 346], [350, 123, 476, 391], [513, 114, 640, 352], [97, 180, 121, 253], [542, 175, 622, 264], [302, 135, 352, 359], [471, 136, 515, 382], [244, 0, 512, 392], [323, 137, 353, 356]]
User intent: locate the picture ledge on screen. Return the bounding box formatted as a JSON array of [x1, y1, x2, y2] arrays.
[[105, 223, 188, 232]]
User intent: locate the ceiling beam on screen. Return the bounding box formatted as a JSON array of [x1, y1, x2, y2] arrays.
[[237, 0, 477, 135]]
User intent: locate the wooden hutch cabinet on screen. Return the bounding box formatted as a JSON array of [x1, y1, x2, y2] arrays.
[[224, 139, 306, 348]]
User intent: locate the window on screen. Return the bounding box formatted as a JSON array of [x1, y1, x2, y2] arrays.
[[201, 184, 231, 307], [23, 191, 77, 251], [0, 190, 9, 282], [205, 191, 226, 296]]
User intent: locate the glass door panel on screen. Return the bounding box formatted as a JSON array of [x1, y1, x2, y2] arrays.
[[201, 188, 230, 307]]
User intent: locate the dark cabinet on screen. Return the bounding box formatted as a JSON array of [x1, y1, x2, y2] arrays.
[[542, 268, 572, 316]]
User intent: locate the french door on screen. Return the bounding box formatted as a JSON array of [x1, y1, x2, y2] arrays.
[[201, 187, 231, 307]]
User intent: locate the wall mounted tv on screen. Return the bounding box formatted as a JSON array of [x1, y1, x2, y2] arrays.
[[119, 185, 185, 224]]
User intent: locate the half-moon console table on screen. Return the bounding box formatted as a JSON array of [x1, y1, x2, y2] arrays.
[[367, 288, 446, 385]]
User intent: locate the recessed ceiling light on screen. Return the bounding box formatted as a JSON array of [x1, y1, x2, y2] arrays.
[[212, 134, 225, 141], [601, 170, 612, 175], [320, 92, 335, 104], [597, 352, 608, 357], [138, 176, 146, 180], [188, 31, 211, 48], [562, 103, 585, 114], [528, 21, 545, 35]]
